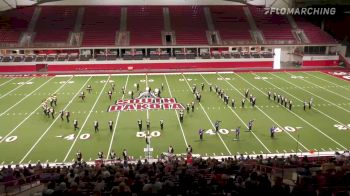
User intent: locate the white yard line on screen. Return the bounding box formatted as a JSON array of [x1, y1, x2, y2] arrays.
[[0, 77, 56, 117], [0, 76, 73, 143], [287, 72, 350, 102], [309, 72, 350, 91], [200, 74, 271, 153], [182, 74, 232, 155], [0, 78, 35, 100], [0, 78, 16, 87], [145, 74, 149, 119], [164, 74, 188, 146], [63, 76, 111, 162], [19, 76, 92, 163], [253, 72, 349, 149], [272, 73, 350, 114], [230, 73, 310, 151], [107, 75, 129, 156]]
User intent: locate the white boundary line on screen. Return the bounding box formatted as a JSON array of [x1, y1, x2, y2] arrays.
[[164, 74, 189, 147], [0, 76, 73, 143], [200, 74, 271, 153], [285, 72, 350, 102], [182, 74, 232, 155], [107, 75, 129, 156], [0, 77, 35, 100], [272, 73, 350, 114], [305, 72, 350, 91], [230, 73, 310, 151], [63, 75, 111, 162], [0, 78, 16, 87], [145, 74, 149, 119], [19, 76, 92, 163], [0, 77, 56, 117], [253, 72, 348, 149]]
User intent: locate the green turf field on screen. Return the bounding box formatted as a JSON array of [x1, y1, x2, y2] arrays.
[[0, 71, 350, 165]]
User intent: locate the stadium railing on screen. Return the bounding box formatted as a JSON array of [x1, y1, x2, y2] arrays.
[[0, 174, 41, 195]]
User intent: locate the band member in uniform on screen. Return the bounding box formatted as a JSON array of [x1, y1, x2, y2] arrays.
[[284, 98, 288, 108], [242, 99, 245, 108], [270, 126, 275, 138], [60, 110, 64, 121], [215, 121, 221, 133], [248, 120, 254, 131], [110, 150, 116, 160], [209, 84, 212, 92], [65, 111, 70, 123], [191, 102, 195, 112], [108, 90, 113, 101], [201, 83, 204, 91], [76, 151, 82, 162], [199, 128, 204, 141], [309, 99, 312, 110], [186, 145, 193, 154], [186, 103, 190, 113], [161, 83, 164, 91], [268, 91, 271, 100], [273, 93, 277, 101], [50, 107, 55, 119], [136, 83, 140, 91], [146, 119, 150, 131], [168, 145, 174, 154], [231, 98, 235, 108], [235, 126, 240, 140], [138, 119, 142, 131], [52, 95, 57, 106], [94, 120, 99, 133], [245, 89, 249, 98], [122, 149, 128, 160], [108, 120, 113, 132], [122, 86, 125, 95], [111, 83, 115, 92], [252, 97, 256, 107], [303, 101, 307, 111], [80, 91, 85, 101], [87, 85, 92, 93], [160, 120, 164, 130], [277, 94, 280, 103], [179, 110, 184, 123], [97, 151, 103, 159], [289, 100, 292, 110], [74, 119, 79, 131]]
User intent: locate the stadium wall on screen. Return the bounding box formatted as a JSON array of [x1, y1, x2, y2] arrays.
[[0, 59, 273, 73], [302, 55, 339, 67]]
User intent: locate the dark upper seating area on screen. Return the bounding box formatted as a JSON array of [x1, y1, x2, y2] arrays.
[[128, 6, 163, 46], [81, 6, 120, 46], [169, 6, 208, 45], [0, 7, 34, 43], [34, 6, 78, 43], [0, 6, 338, 46], [295, 16, 337, 44], [210, 6, 252, 43], [249, 6, 295, 43]]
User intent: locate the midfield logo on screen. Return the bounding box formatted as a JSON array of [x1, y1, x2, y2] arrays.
[[108, 97, 184, 112], [108, 89, 184, 112]]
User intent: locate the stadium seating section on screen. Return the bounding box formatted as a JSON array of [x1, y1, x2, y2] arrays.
[[0, 6, 337, 46], [81, 6, 120, 46], [0, 7, 35, 43], [210, 6, 252, 42], [34, 6, 78, 43]]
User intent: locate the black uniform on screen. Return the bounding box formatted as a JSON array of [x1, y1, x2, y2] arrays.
[[186, 145, 193, 154], [74, 120, 79, 131], [138, 120, 142, 131], [231, 99, 235, 108], [209, 85, 212, 92], [94, 121, 99, 132], [268, 91, 271, 99], [60, 110, 64, 121], [242, 99, 245, 108], [289, 101, 292, 110], [50, 108, 55, 119], [136, 83, 140, 91], [201, 83, 204, 91], [111, 83, 115, 92], [245, 89, 249, 98], [108, 120, 113, 132], [303, 101, 307, 111], [186, 104, 190, 113], [273, 93, 277, 101], [248, 120, 253, 131], [160, 120, 164, 130], [98, 152, 103, 159], [179, 111, 184, 123], [110, 151, 116, 160], [168, 146, 174, 154], [161, 83, 164, 91], [87, 85, 92, 93], [252, 97, 256, 107], [309, 101, 312, 109], [215, 121, 220, 132], [199, 129, 204, 141], [235, 127, 240, 140], [191, 102, 195, 112], [122, 149, 128, 160], [65, 111, 70, 123], [146, 120, 150, 130], [270, 127, 275, 138], [76, 152, 82, 162], [108, 91, 112, 101]]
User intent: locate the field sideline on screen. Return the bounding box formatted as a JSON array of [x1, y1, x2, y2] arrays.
[[0, 71, 350, 165]]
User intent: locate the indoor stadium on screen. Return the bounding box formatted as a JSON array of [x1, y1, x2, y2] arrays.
[[0, 0, 350, 195]]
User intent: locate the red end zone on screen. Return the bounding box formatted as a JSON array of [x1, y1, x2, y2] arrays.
[[323, 71, 350, 82]]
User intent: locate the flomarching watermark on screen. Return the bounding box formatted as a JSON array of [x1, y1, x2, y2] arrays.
[[264, 7, 336, 15]]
